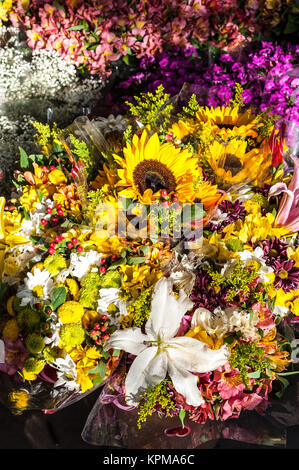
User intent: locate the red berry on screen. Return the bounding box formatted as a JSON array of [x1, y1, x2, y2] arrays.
[[57, 209, 64, 216], [172, 196, 178, 203], [67, 242, 73, 249], [45, 307, 52, 315], [46, 207, 53, 214], [176, 203, 182, 211], [94, 323, 101, 330], [42, 166, 48, 171], [95, 338, 102, 345], [49, 166, 56, 171], [101, 315, 107, 322], [48, 247, 55, 255], [77, 246, 83, 253], [41, 219, 48, 226], [35, 302, 42, 310], [160, 189, 167, 198], [103, 334, 110, 341], [49, 242, 56, 249], [100, 258, 106, 265], [71, 237, 78, 245], [100, 266, 106, 274], [54, 236, 60, 243], [163, 200, 170, 208], [111, 254, 118, 261], [101, 326, 107, 333], [91, 329, 98, 337], [51, 217, 59, 224]]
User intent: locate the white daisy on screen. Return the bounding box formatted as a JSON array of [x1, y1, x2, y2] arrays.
[[16, 267, 55, 306]]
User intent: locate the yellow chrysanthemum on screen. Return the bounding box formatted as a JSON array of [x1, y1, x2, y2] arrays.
[[9, 390, 29, 411], [195, 105, 263, 139], [119, 264, 162, 298], [223, 210, 290, 244], [204, 139, 270, 189], [65, 278, 80, 300], [114, 130, 199, 204], [88, 234, 125, 257], [57, 301, 85, 324], [2, 318, 19, 342]]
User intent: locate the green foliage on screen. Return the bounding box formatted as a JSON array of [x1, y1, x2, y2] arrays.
[[69, 134, 94, 177], [179, 94, 200, 119], [128, 286, 153, 327], [230, 83, 244, 108], [126, 85, 174, 132], [230, 341, 271, 387], [137, 379, 176, 429]]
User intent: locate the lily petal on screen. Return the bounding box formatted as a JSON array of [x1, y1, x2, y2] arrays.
[[145, 277, 193, 341], [167, 360, 204, 407], [125, 347, 167, 406], [103, 327, 149, 356], [168, 336, 229, 373]]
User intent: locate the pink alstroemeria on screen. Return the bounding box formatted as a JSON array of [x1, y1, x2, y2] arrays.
[[268, 155, 299, 232]]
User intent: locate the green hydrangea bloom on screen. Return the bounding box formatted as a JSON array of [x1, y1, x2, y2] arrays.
[[99, 270, 121, 289], [24, 357, 45, 374], [25, 333, 45, 354], [78, 287, 98, 309], [81, 272, 102, 290], [16, 306, 40, 329]]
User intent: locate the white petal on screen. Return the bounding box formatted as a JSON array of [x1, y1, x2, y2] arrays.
[[191, 307, 213, 329], [103, 327, 149, 356], [168, 336, 230, 373], [125, 347, 168, 406], [167, 360, 204, 407], [145, 277, 193, 340]]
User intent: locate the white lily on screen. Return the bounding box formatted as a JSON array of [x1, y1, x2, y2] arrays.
[[104, 277, 229, 407]]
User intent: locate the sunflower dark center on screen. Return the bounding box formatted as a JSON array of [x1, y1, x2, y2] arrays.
[[133, 159, 177, 195], [216, 123, 236, 130], [223, 154, 243, 176]]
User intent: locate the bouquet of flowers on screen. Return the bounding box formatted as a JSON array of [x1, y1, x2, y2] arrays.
[[0, 84, 298, 444]]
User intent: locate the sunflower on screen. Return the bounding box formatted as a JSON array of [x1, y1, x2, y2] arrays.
[[113, 130, 200, 204], [195, 105, 263, 139], [204, 139, 268, 189]]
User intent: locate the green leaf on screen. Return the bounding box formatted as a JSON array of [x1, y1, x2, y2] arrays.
[[37, 188, 44, 202], [247, 370, 261, 379], [112, 348, 120, 357], [88, 360, 107, 377], [51, 286, 67, 311], [179, 408, 186, 429], [93, 376, 105, 386], [19, 147, 30, 170], [275, 376, 289, 399], [127, 256, 146, 265]]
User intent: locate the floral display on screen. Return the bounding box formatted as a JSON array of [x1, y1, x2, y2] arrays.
[[0, 24, 105, 197], [102, 41, 299, 128], [9, 0, 298, 78], [0, 84, 298, 433]]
